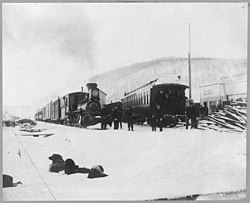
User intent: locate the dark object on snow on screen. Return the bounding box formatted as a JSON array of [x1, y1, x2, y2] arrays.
[[112, 107, 120, 130], [185, 102, 199, 129], [64, 158, 90, 175], [16, 119, 36, 126], [150, 113, 157, 132], [153, 194, 199, 201], [87, 165, 108, 179], [49, 154, 65, 173], [3, 174, 22, 188], [125, 107, 134, 131]]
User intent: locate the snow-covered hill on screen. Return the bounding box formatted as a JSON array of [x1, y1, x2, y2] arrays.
[[90, 57, 246, 103], [3, 122, 246, 201]]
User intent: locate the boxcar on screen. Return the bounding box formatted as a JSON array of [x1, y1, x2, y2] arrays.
[[50, 98, 61, 123]]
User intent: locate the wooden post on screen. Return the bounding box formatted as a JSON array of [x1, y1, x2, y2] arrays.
[[188, 23, 192, 99]]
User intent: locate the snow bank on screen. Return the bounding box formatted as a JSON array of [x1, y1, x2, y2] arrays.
[[3, 122, 246, 200]]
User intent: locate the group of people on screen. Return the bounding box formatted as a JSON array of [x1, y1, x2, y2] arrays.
[[154, 89, 186, 115], [101, 106, 134, 131], [153, 89, 207, 130], [100, 89, 208, 131]]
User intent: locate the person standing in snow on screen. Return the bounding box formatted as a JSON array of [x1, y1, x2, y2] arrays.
[[112, 107, 119, 130], [101, 107, 108, 130], [118, 107, 123, 129], [125, 106, 134, 131], [154, 105, 163, 132], [151, 113, 157, 132], [185, 100, 198, 129]]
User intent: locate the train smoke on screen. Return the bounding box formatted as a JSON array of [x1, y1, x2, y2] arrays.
[[3, 4, 96, 109], [3, 4, 95, 68]]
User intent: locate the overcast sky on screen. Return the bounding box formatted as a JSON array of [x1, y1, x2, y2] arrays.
[[3, 3, 248, 112]]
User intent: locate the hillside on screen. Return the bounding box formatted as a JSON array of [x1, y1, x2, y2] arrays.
[[90, 57, 246, 102]]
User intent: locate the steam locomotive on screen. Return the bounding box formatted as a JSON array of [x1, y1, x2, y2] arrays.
[[35, 83, 106, 127], [121, 78, 189, 126]]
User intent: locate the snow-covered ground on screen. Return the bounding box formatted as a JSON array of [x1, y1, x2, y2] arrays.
[[3, 122, 246, 201]]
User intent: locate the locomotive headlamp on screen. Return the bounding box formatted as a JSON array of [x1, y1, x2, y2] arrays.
[[92, 89, 99, 97]]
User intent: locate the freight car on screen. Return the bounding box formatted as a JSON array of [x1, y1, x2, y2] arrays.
[[50, 98, 61, 123], [121, 78, 188, 127], [35, 109, 43, 121]]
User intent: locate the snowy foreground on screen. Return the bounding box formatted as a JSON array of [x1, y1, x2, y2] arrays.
[[3, 122, 246, 201]]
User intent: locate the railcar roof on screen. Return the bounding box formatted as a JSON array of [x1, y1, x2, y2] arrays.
[[153, 83, 189, 89], [60, 91, 88, 97], [68, 91, 88, 95]]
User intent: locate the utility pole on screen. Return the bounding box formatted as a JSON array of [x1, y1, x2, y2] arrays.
[[188, 22, 192, 99]]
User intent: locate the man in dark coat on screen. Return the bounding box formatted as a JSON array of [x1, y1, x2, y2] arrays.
[[203, 103, 208, 117], [118, 108, 123, 129], [125, 106, 134, 131], [156, 105, 163, 131], [101, 107, 108, 130], [112, 107, 119, 130], [151, 113, 157, 132], [185, 100, 198, 129]]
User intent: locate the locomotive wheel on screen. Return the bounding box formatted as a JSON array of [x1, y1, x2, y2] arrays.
[[82, 114, 101, 127], [82, 115, 91, 127]]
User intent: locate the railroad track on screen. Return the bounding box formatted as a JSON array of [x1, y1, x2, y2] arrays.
[[12, 128, 57, 201]]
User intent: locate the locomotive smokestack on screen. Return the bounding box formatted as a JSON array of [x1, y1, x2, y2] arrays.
[[86, 83, 97, 91]]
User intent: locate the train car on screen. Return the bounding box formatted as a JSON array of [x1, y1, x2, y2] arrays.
[[121, 78, 188, 126], [41, 106, 46, 121], [50, 98, 61, 123], [103, 101, 122, 113], [44, 102, 52, 122], [35, 109, 43, 121]]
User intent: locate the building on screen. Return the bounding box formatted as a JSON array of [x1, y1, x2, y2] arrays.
[[200, 79, 247, 113]]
